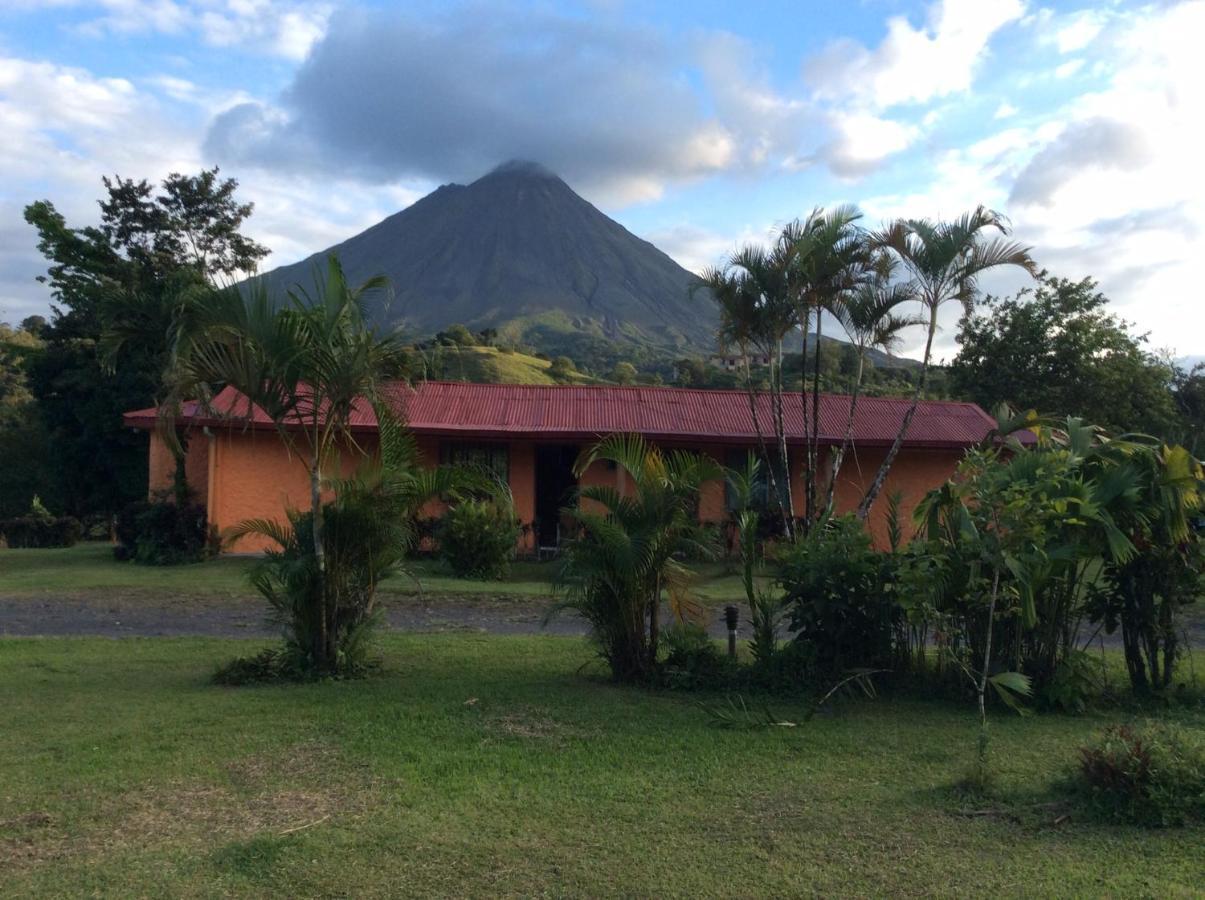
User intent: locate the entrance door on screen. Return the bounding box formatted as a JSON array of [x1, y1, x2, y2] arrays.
[[535, 444, 579, 549]]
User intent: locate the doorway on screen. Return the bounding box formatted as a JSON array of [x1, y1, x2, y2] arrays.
[[535, 444, 579, 550]]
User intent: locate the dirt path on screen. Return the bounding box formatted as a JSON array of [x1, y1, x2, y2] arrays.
[[0, 593, 595, 639], [1, 592, 1200, 649]]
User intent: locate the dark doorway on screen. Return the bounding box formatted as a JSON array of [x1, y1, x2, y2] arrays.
[[535, 444, 579, 550]]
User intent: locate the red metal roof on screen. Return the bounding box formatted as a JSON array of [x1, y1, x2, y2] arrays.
[[125, 381, 997, 448]]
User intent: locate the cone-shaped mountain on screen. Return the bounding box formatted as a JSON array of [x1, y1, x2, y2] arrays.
[[262, 160, 714, 347]]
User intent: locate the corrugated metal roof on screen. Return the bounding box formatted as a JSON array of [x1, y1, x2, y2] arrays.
[[124, 381, 998, 448]]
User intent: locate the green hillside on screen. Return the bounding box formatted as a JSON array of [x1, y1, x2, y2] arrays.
[[413, 345, 598, 385]]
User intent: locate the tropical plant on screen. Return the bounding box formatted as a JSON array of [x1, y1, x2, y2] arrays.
[[825, 259, 920, 514], [859, 208, 1037, 518], [439, 496, 522, 579], [699, 242, 798, 535], [779, 205, 871, 527], [726, 453, 781, 664], [1086, 443, 1204, 693], [545, 434, 723, 682], [777, 515, 900, 679], [178, 255, 408, 673], [225, 409, 473, 677]]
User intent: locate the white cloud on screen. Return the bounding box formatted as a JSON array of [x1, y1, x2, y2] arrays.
[[1054, 58, 1085, 79], [994, 101, 1018, 119], [804, 0, 1026, 109], [863, 0, 1205, 358], [1052, 8, 1108, 53], [59, 0, 332, 60]]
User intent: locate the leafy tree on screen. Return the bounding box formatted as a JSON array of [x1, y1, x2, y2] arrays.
[[609, 361, 638, 384], [858, 208, 1037, 518], [0, 324, 60, 517], [949, 276, 1181, 437], [1171, 364, 1205, 457], [438, 323, 477, 346], [548, 355, 575, 382], [19, 315, 46, 337], [22, 169, 268, 517]]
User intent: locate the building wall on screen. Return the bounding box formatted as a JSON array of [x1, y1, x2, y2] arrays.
[[162, 428, 964, 554], [146, 429, 211, 504]]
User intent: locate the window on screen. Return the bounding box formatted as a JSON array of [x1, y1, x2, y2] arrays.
[[440, 441, 510, 483]]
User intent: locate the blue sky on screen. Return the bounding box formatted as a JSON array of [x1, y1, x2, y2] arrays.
[[1, 0, 1200, 361]]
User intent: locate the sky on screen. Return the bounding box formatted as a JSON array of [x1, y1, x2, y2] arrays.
[[1, 0, 1201, 363]]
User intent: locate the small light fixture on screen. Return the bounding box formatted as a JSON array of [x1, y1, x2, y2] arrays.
[[724, 605, 739, 658]]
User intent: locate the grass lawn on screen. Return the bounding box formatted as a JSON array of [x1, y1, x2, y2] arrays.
[[0, 544, 758, 605], [2, 634, 1202, 896]]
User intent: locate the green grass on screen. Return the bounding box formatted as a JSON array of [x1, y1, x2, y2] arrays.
[[431, 345, 599, 385], [0, 544, 758, 604], [2, 634, 1202, 896]]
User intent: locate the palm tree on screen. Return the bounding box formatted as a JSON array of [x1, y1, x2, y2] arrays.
[[857, 207, 1037, 518], [699, 241, 798, 534], [779, 206, 871, 527], [178, 255, 409, 670], [825, 260, 920, 514], [546, 434, 723, 682], [227, 405, 484, 673]]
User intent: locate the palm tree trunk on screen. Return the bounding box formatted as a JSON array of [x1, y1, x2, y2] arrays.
[[857, 306, 937, 520], [772, 341, 796, 534], [309, 442, 330, 669], [806, 308, 824, 528], [742, 352, 787, 538], [648, 574, 661, 674], [825, 353, 865, 514]]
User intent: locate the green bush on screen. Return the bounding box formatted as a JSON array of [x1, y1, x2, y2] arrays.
[[1075, 721, 1205, 826], [778, 515, 899, 679], [438, 499, 520, 579], [114, 499, 210, 564], [0, 514, 81, 548], [658, 623, 731, 689]]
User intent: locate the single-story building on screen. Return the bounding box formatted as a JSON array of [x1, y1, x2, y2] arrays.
[[123, 381, 998, 553]]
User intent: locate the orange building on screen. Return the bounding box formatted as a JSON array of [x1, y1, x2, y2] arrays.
[[124, 382, 995, 553]]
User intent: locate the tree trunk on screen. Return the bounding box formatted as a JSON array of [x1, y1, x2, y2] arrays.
[[741, 352, 788, 539], [648, 574, 661, 674], [171, 438, 190, 508], [771, 341, 796, 533], [309, 445, 330, 670], [857, 306, 938, 520], [825, 353, 865, 514], [807, 309, 824, 528]]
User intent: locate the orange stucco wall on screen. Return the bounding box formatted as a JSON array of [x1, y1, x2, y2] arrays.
[[147, 430, 211, 504], [157, 428, 965, 555]]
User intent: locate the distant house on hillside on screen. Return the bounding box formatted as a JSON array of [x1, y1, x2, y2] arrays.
[[709, 352, 772, 371], [124, 382, 996, 554]]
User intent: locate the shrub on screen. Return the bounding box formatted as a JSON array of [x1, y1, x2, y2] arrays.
[[439, 499, 520, 579], [0, 515, 81, 548], [1075, 722, 1205, 826], [778, 515, 899, 679], [113, 499, 210, 565], [658, 623, 731, 689]]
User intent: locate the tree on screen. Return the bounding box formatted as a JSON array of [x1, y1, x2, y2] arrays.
[[699, 241, 798, 534], [22, 169, 268, 517], [780, 206, 871, 528], [19, 315, 46, 337], [609, 361, 638, 384], [548, 355, 575, 382], [949, 276, 1181, 438], [178, 256, 408, 673], [547, 435, 722, 681], [825, 262, 920, 513], [858, 208, 1037, 518]]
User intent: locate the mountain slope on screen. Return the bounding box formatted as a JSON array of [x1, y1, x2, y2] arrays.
[[263, 160, 715, 348]]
